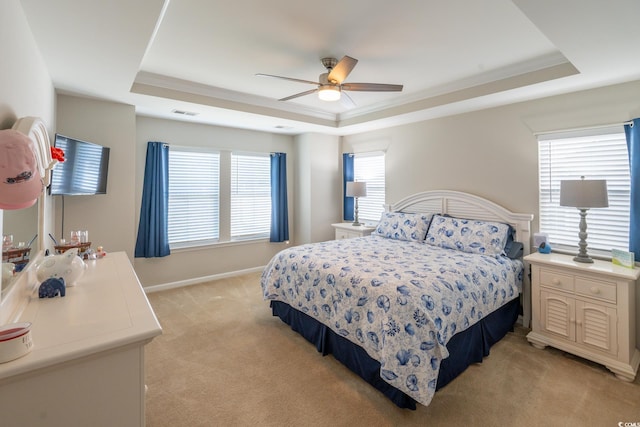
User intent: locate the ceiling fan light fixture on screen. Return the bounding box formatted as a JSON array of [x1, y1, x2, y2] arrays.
[[318, 85, 341, 101], [258, 55, 402, 104]]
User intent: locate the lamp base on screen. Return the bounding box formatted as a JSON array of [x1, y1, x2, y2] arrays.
[[352, 196, 362, 227], [574, 208, 594, 264], [573, 254, 594, 263]]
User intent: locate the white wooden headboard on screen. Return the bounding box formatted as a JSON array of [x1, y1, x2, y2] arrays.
[[384, 190, 535, 327], [384, 190, 534, 254]]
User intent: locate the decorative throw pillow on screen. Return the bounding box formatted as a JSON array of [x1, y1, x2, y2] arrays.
[[425, 214, 510, 257], [373, 212, 433, 242]]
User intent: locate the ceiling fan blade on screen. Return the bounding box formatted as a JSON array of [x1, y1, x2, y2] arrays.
[[340, 91, 356, 109], [327, 56, 358, 84], [341, 83, 403, 92], [279, 88, 319, 101], [256, 73, 319, 86]]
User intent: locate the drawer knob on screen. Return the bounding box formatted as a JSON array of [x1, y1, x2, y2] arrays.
[[552, 278, 561, 286], [590, 286, 601, 294]]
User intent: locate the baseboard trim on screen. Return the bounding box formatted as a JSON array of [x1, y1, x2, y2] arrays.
[[143, 266, 265, 294]]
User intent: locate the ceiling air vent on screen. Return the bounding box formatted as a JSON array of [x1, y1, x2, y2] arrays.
[[171, 109, 199, 116]]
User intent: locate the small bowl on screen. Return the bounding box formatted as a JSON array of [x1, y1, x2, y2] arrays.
[[0, 322, 33, 363]]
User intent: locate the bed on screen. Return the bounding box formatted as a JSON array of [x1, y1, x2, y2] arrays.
[[261, 190, 533, 409]]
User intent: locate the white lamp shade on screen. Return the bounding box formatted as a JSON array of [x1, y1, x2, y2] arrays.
[[318, 85, 341, 101], [346, 181, 367, 198], [560, 178, 608, 208]]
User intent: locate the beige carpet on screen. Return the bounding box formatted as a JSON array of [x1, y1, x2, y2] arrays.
[[145, 272, 640, 427]]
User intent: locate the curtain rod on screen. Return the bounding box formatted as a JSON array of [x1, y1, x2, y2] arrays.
[[534, 120, 633, 136]]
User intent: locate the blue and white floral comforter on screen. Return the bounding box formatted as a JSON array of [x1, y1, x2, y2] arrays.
[[260, 235, 523, 406]]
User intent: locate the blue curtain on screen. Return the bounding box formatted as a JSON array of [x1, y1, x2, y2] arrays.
[[343, 153, 354, 221], [625, 118, 640, 260], [270, 153, 289, 242], [135, 142, 170, 258]]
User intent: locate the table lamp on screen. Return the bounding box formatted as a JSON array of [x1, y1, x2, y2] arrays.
[[560, 176, 608, 263], [346, 181, 367, 226]]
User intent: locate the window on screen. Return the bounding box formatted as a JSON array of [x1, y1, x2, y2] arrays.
[[168, 147, 220, 247], [166, 147, 274, 249], [354, 152, 386, 223], [230, 153, 271, 240], [538, 127, 630, 254]]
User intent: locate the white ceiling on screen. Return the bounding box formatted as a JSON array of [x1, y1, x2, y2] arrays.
[[19, 0, 640, 135]]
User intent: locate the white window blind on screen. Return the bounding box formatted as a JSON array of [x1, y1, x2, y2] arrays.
[[168, 147, 220, 247], [354, 152, 386, 224], [230, 153, 271, 240], [538, 128, 630, 253]]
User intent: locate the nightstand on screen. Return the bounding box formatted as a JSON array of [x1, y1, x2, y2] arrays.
[[525, 252, 640, 381], [331, 222, 376, 240]]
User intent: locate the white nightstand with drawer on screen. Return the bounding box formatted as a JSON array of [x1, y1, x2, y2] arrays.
[[525, 252, 640, 381], [332, 223, 376, 240]]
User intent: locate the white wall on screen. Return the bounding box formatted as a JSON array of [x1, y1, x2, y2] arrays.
[[295, 134, 312, 243], [294, 133, 341, 243], [134, 116, 295, 286], [55, 95, 137, 260], [0, 1, 54, 131]]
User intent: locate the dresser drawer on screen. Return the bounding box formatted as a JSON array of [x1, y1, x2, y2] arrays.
[[539, 269, 575, 292], [332, 223, 375, 240], [575, 277, 617, 303], [336, 230, 358, 239]]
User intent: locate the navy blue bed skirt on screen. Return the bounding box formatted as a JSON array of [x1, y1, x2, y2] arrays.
[[270, 298, 519, 409]]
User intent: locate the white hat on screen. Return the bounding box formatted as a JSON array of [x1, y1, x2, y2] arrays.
[[0, 129, 43, 210]]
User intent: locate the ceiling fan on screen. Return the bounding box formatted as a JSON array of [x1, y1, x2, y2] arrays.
[[256, 56, 403, 107]]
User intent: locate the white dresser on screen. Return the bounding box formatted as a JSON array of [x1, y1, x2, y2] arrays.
[[0, 251, 162, 426], [332, 222, 376, 240], [525, 252, 640, 381]]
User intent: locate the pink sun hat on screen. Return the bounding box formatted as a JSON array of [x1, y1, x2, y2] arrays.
[[0, 129, 43, 210]]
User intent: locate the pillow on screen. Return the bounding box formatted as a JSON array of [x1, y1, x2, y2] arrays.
[[373, 212, 433, 242], [425, 214, 511, 257], [503, 225, 524, 259], [504, 240, 524, 259]]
